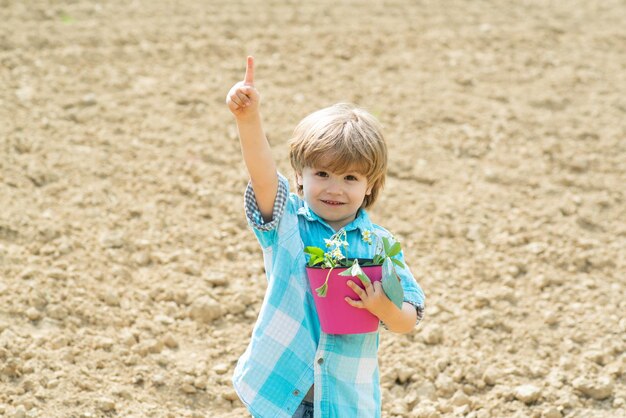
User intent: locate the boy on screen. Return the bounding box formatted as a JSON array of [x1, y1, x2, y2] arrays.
[[226, 56, 425, 418]]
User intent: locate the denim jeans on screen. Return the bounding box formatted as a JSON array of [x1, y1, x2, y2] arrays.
[[292, 400, 314, 418]]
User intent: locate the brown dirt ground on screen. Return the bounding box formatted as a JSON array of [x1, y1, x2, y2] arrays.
[[1, 0, 625, 417]]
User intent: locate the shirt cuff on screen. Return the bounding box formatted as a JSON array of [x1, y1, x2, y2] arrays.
[[380, 301, 425, 331], [244, 173, 289, 232], [405, 300, 425, 326]]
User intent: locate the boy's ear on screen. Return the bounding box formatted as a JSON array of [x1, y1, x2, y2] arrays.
[[296, 172, 303, 186], [366, 185, 373, 196]]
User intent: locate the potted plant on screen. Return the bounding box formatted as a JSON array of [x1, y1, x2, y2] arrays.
[[304, 230, 405, 334]]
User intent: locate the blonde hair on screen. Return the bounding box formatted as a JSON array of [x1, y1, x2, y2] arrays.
[[289, 103, 387, 209]]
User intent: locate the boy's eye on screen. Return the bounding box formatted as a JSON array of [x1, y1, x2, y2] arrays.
[[345, 175, 359, 181], [316, 171, 328, 177]]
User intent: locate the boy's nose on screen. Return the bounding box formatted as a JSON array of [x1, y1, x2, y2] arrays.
[[325, 178, 343, 194]]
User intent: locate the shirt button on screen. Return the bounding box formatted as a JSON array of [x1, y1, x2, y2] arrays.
[[317, 358, 324, 365], [293, 389, 300, 396]]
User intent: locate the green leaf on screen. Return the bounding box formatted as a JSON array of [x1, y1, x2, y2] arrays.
[[391, 258, 405, 269], [381, 258, 404, 309], [315, 283, 328, 297], [338, 268, 353, 277], [387, 242, 401, 257], [308, 255, 324, 267], [304, 246, 325, 257], [372, 255, 385, 265], [355, 272, 372, 287], [382, 236, 391, 254], [338, 259, 360, 277], [338, 259, 372, 287]]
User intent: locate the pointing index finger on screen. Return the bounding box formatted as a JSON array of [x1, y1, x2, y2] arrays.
[[244, 56, 254, 86]]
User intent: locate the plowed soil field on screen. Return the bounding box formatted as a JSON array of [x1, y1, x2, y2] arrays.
[[1, 1, 625, 417]]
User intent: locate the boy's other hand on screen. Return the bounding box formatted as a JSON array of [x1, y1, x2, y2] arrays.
[[345, 280, 395, 320], [226, 56, 261, 119]]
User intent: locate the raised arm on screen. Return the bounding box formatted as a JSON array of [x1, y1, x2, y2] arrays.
[[226, 56, 278, 222]]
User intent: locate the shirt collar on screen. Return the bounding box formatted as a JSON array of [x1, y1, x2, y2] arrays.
[[297, 201, 373, 233]]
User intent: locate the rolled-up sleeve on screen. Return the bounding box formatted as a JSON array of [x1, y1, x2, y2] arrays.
[[370, 226, 426, 327], [244, 173, 290, 247], [393, 250, 426, 326]]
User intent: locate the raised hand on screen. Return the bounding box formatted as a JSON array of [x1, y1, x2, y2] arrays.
[[226, 56, 261, 119]]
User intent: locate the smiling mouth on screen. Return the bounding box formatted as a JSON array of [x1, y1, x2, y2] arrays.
[[321, 200, 345, 206]]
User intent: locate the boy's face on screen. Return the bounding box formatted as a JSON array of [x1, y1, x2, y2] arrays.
[[297, 162, 372, 232]]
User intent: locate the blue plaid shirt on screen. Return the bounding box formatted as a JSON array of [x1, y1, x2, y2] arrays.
[[233, 173, 425, 418]]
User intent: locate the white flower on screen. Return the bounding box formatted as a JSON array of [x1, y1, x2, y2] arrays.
[[332, 248, 345, 260], [324, 239, 333, 248], [361, 230, 373, 244]]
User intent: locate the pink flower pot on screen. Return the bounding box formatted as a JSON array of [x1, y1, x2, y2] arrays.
[[306, 264, 382, 334]]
